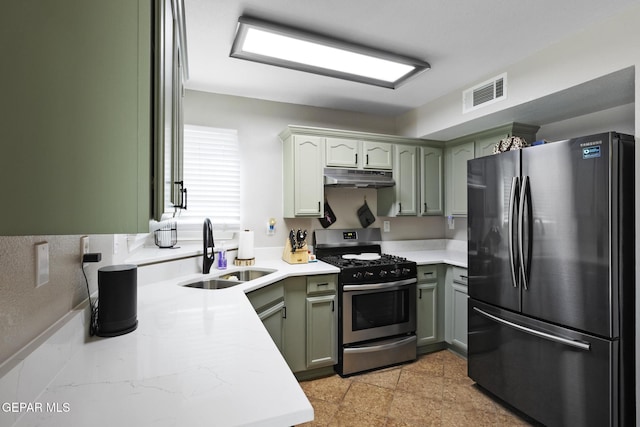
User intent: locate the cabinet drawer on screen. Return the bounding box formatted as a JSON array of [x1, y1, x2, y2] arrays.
[[417, 265, 438, 282], [306, 274, 337, 295], [452, 267, 468, 285], [247, 282, 284, 312]]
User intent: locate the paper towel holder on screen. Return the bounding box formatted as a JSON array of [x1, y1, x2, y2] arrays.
[[234, 229, 256, 266]]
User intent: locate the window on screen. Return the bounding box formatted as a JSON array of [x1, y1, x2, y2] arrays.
[[166, 125, 240, 232]]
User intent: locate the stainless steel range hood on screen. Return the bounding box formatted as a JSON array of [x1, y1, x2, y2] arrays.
[[323, 168, 395, 188]]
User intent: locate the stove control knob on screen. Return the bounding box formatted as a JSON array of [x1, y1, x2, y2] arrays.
[[390, 269, 401, 277], [379, 270, 388, 278], [364, 271, 374, 279], [401, 268, 411, 276], [353, 271, 363, 280]]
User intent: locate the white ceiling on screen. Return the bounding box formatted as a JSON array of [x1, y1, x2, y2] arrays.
[[184, 0, 638, 119]]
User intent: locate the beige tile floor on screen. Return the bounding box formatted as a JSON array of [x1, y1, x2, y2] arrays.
[[298, 350, 537, 427]]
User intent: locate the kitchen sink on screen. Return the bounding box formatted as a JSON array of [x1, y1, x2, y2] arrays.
[[181, 268, 276, 290], [183, 279, 244, 290], [219, 269, 276, 281]]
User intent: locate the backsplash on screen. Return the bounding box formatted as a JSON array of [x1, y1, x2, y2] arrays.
[[0, 235, 121, 366]]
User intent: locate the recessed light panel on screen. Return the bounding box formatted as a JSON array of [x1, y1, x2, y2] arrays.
[[230, 16, 430, 89]]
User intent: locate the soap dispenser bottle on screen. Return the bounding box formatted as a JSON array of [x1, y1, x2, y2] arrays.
[[217, 244, 227, 270]]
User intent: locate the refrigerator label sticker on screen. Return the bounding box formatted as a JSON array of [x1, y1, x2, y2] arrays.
[[582, 146, 601, 159]]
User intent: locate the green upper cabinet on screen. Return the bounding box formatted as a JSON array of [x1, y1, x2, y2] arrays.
[[153, 0, 189, 221], [361, 141, 393, 170], [282, 133, 325, 217], [1, 0, 154, 235], [473, 123, 539, 158], [325, 138, 359, 168], [444, 141, 475, 217], [378, 144, 418, 216], [444, 123, 539, 217], [419, 146, 444, 216], [325, 138, 392, 170]]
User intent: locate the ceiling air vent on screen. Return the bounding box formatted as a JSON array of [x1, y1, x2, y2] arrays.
[[463, 73, 507, 113]]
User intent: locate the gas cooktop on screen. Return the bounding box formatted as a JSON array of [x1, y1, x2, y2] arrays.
[[319, 253, 411, 269]]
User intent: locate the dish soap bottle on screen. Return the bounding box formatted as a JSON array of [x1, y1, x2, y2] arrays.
[[217, 244, 227, 270]]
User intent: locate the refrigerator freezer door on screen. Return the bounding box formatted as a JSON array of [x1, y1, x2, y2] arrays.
[[467, 150, 520, 312], [468, 299, 616, 427], [520, 137, 612, 337]]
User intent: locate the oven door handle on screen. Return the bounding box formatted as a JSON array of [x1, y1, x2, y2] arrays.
[[343, 335, 417, 354], [343, 278, 416, 292]]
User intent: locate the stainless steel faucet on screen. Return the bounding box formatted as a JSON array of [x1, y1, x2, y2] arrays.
[[203, 218, 215, 274]]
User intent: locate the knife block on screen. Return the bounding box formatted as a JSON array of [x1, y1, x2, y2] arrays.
[[282, 239, 309, 264]]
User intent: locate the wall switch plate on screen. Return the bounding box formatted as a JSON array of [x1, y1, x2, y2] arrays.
[[35, 242, 49, 287], [447, 216, 455, 230], [113, 234, 120, 255], [383, 221, 391, 232], [80, 236, 90, 263]]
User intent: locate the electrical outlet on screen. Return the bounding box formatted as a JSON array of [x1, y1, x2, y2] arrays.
[[35, 242, 49, 287], [80, 236, 90, 263], [383, 221, 391, 232]]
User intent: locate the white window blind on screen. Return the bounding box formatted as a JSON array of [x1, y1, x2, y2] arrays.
[[172, 125, 240, 231]]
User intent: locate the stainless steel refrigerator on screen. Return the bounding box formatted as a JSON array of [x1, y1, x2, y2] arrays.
[[467, 132, 635, 427]]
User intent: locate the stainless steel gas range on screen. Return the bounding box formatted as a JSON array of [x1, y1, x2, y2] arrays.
[[314, 228, 417, 377]]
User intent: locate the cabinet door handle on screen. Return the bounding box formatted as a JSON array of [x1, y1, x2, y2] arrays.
[[318, 201, 321, 212], [419, 289, 422, 299], [399, 202, 402, 213], [317, 282, 329, 287], [355, 153, 358, 165], [424, 202, 427, 213], [366, 154, 369, 165], [331, 300, 335, 312], [282, 306, 287, 319]]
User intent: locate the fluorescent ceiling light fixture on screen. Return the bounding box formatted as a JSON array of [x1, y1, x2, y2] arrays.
[[230, 16, 430, 89]]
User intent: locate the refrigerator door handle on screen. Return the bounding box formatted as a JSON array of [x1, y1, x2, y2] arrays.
[[508, 176, 519, 288], [473, 307, 591, 351], [518, 175, 530, 290]]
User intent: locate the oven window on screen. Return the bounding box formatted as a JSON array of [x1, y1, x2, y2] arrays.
[[352, 289, 410, 331]]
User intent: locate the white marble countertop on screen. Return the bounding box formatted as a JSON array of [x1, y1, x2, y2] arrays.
[[9, 258, 338, 427], [381, 239, 468, 268], [3, 243, 466, 427], [396, 249, 467, 268]]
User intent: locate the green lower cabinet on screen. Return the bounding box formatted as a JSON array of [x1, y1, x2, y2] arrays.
[[444, 266, 468, 355], [283, 277, 307, 372], [258, 300, 286, 353], [249, 274, 338, 379], [416, 265, 446, 354], [306, 294, 337, 368], [451, 283, 468, 353], [416, 282, 438, 345], [247, 281, 286, 353]]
